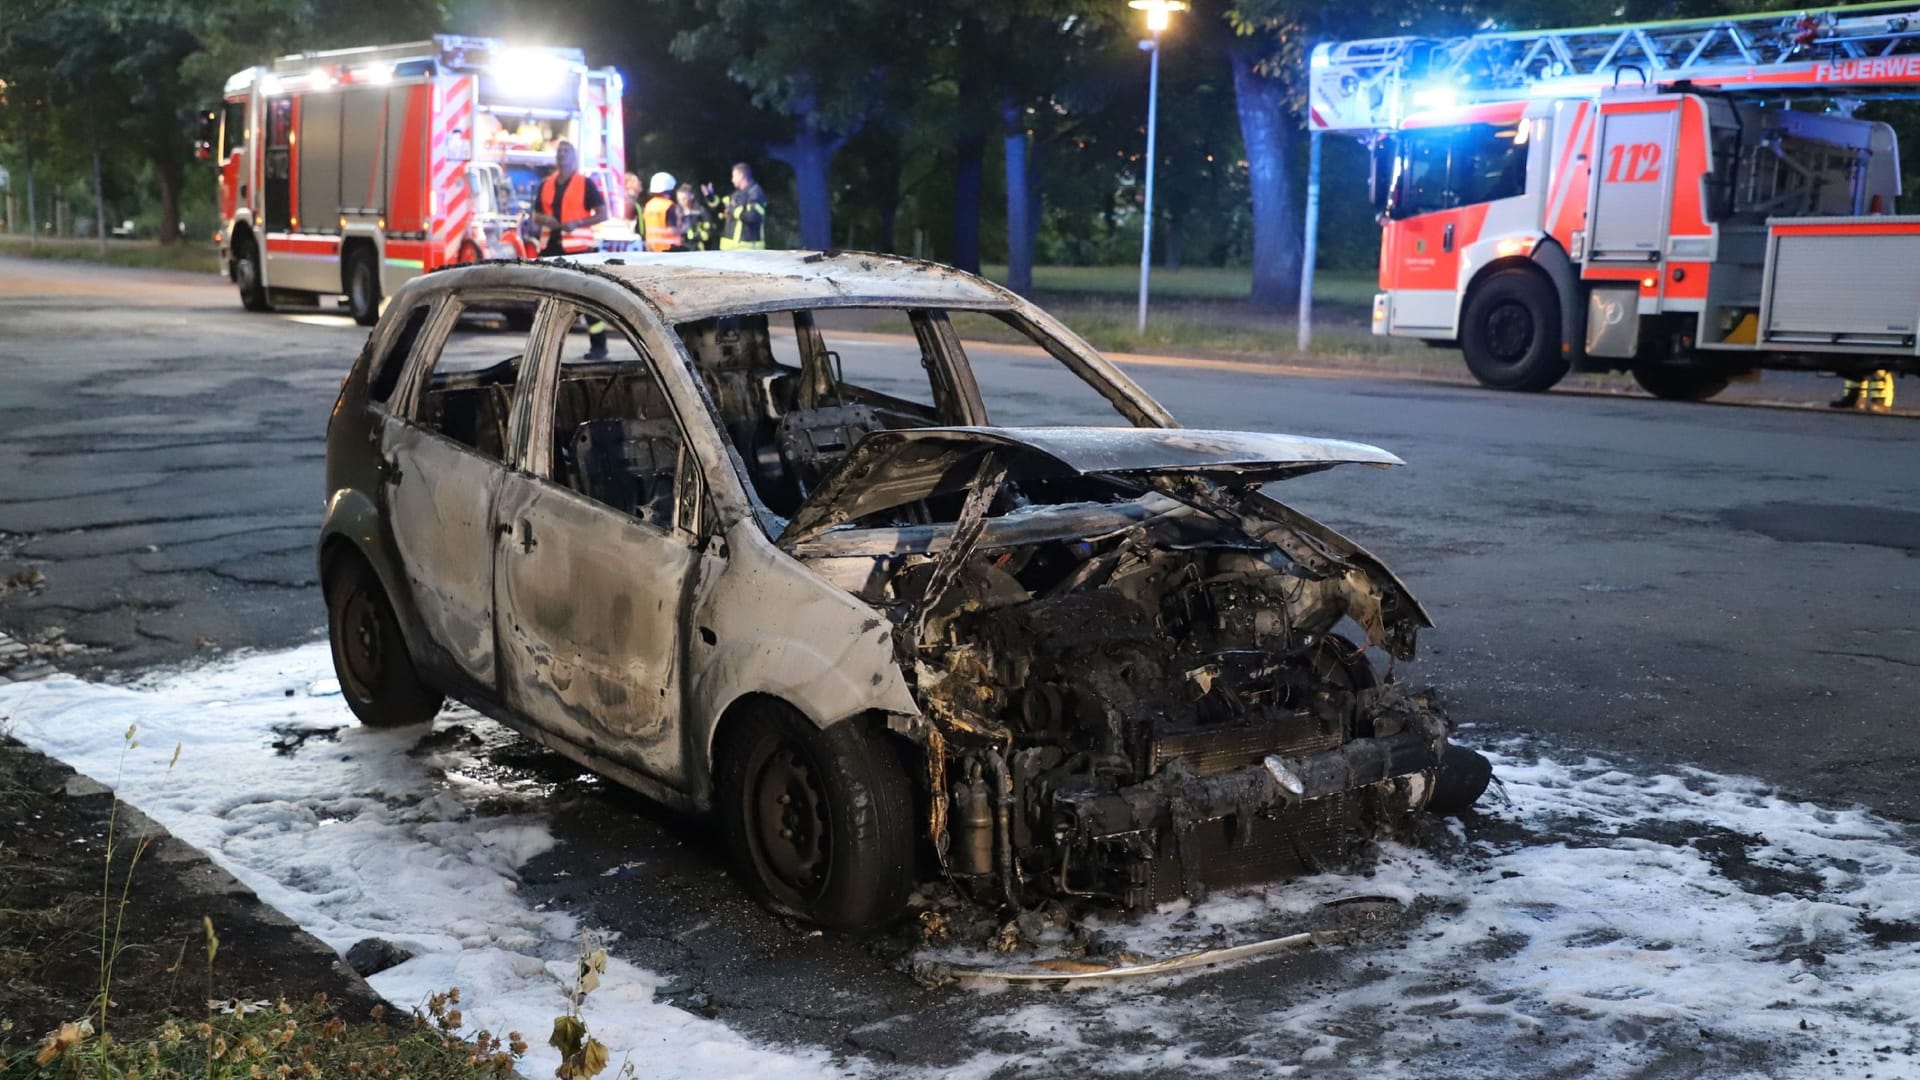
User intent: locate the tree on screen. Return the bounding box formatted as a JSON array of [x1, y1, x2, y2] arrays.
[[670, 0, 920, 249]]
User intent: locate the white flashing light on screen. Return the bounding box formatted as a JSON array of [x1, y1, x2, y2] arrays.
[[493, 47, 570, 99], [309, 68, 336, 92], [1410, 83, 1460, 111], [259, 73, 283, 96], [357, 63, 394, 85]]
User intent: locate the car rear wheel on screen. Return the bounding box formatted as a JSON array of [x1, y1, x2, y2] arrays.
[[717, 701, 915, 928], [234, 235, 270, 312], [1632, 363, 1729, 402], [346, 248, 382, 327], [325, 556, 442, 728], [1461, 269, 1568, 392]]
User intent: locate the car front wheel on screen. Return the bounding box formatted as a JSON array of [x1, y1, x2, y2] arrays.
[[325, 556, 442, 728], [717, 701, 915, 928]]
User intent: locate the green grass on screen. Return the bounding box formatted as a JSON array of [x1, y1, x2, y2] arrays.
[[980, 263, 1380, 309], [0, 236, 221, 275], [3, 993, 525, 1080]]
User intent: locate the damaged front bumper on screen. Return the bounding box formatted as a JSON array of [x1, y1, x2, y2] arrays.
[[1056, 712, 1447, 840]]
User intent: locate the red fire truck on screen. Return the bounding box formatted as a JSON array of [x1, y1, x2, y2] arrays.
[[206, 36, 632, 325], [1310, 3, 1920, 400]]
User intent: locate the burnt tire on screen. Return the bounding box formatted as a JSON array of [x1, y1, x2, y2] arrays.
[[234, 235, 270, 312], [346, 247, 382, 327], [1427, 743, 1494, 817], [1460, 269, 1568, 392], [1632, 364, 1729, 402], [716, 702, 915, 929], [325, 555, 442, 728]]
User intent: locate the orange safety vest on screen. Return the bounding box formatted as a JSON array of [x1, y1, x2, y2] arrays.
[[537, 171, 599, 254], [642, 194, 683, 252]]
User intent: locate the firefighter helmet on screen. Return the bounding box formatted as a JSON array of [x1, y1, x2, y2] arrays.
[[649, 171, 677, 195]]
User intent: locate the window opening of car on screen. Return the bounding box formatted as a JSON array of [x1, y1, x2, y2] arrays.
[[678, 306, 1145, 534], [1389, 122, 1528, 219], [676, 308, 959, 519], [412, 300, 536, 462], [548, 307, 688, 534], [946, 311, 1133, 426], [368, 302, 432, 404]]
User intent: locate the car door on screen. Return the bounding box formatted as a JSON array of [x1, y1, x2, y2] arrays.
[[380, 292, 553, 694], [492, 300, 715, 784]]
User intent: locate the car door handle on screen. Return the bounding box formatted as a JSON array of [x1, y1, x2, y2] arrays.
[[1443, 223, 1455, 253], [514, 519, 536, 553], [376, 455, 402, 485]]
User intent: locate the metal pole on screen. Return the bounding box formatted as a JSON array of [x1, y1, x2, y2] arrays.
[[1296, 130, 1323, 352], [1136, 32, 1161, 336]]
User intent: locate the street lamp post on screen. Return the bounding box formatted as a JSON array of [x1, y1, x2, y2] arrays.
[[1129, 0, 1184, 336]]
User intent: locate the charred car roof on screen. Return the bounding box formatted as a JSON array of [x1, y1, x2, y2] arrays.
[[548, 250, 1014, 321]]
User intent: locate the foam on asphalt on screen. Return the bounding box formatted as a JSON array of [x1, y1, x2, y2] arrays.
[[1, 645, 1916, 1078]]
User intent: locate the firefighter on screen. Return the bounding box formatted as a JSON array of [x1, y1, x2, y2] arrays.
[[641, 172, 684, 252], [1832, 370, 1896, 414], [676, 183, 716, 251], [702, 162, 768, 250], [530, 140, 610, 358]]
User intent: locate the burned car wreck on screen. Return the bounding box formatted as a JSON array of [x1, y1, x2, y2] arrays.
[[783, 426, 1490, 912], [319, 251, 1491, 930]]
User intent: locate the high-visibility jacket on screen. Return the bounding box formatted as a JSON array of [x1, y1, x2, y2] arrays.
[[536, 172, 601, 255], [706, 183, 767, 249], [642, 194, 684, 252]]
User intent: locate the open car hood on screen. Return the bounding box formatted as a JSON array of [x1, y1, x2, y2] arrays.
[[778, 426, 1403, 545]]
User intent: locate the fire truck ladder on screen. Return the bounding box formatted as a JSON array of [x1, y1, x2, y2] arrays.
[[1310, 1, 1920, 133]]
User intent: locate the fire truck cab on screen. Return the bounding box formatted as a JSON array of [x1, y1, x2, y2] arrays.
[[210, 36, 629, 326], [1315, 5, 1920, 400]]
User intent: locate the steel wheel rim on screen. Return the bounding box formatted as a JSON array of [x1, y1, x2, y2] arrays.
[[336, 588, 386, 700], [1484, 302, 1535, 365], [237, 252, 258, 294], [747, 742, 831, 901]]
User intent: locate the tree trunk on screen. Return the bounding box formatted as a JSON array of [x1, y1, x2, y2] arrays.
[[1002, 103, 1032, 295], [951, 131, 984, 274], [24, 137, 37, 249], [1163, 214, 1182, 270], [768, 127, 842, 251], [1229, 48, 1301, 310], [155, 157, 183, 247], [91, 117, 109, 257]]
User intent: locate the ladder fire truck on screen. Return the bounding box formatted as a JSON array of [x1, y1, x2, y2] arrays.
[[205, 36, 632, 326], [1310, 3, 1920, 400]]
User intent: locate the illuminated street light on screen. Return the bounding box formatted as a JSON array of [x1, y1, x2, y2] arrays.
[[1128, 0, 1185, 335]]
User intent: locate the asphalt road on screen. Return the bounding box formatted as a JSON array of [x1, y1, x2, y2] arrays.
[[2, 256, 1917, 1072]]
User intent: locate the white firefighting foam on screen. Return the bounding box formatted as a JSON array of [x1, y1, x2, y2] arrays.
[[3, 646, 1918, 1078]]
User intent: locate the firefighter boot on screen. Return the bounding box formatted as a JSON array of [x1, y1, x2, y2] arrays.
[[1866, 370, 1895, 415], [1831, 379, 1865, 409]]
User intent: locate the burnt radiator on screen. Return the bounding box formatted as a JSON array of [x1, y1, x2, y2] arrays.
[[1149, 717, 1343, 778], [1142, 717, 1358, 906], [1146, 793, 1361, 906]]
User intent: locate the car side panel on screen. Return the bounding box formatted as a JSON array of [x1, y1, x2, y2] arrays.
[[493, 474, 707, 784], [379, 416, 502, 690], [683, 520, 919, 805]]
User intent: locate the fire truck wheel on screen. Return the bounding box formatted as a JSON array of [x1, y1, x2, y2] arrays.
[[1461, 269, 1567, 393], [346, 248, 382, 327], [234, 236, 270, 313], [1631, 364, 1729, 402]]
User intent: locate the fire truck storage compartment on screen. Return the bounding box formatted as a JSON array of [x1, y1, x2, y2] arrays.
[[1759, 217, 1920, 354], [1587, 104, 1678, 265]]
